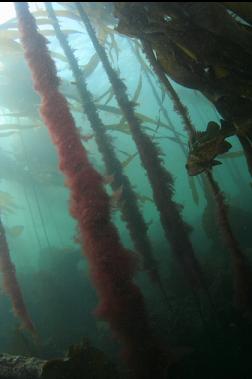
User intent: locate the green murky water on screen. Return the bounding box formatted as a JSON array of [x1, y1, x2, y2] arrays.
[[0, 3, 251, 378]]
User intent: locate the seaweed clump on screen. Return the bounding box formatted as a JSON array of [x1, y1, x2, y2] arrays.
[[42, 339, 120, 379]]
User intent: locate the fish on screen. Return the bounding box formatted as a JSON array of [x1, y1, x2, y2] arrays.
[[186, 120, 234, 176]]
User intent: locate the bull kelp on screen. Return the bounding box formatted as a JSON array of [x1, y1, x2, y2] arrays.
[[0, 2, 251, 379]]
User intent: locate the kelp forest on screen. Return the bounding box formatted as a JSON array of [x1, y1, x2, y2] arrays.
[[0, 2, 251, 378]]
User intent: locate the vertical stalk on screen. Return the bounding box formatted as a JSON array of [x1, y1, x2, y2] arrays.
[[76, 3, 208, 293], [45, 2, 170, 305]]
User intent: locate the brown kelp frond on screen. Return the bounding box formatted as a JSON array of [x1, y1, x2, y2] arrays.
[[97, 103, 175, 133], [69, 97, 177, 133], [114, 2, 252, 176], [0, 217, 36, 335], [76, 3, 207, 293], [45, 3, 168, 304], [206, 171, 252, 316], [141, 39, 195, 139]]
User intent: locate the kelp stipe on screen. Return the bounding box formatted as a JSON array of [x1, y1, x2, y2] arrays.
[[144, 40, 252, 315], [76, 3, 207, 293], [141, 39, 195, 140], [145, 37, 252, 316], [206, 171, 252, 317], [137, 21, 252, 316], [130, 40, 201, 205], [0, 217, 35, 335], [15, 3, 171, 377], [44, 2, 169, 306]]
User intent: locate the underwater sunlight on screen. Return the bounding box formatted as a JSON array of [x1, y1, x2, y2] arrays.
[[0, 3, 15, 24], [0, 2, 252, 379]]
